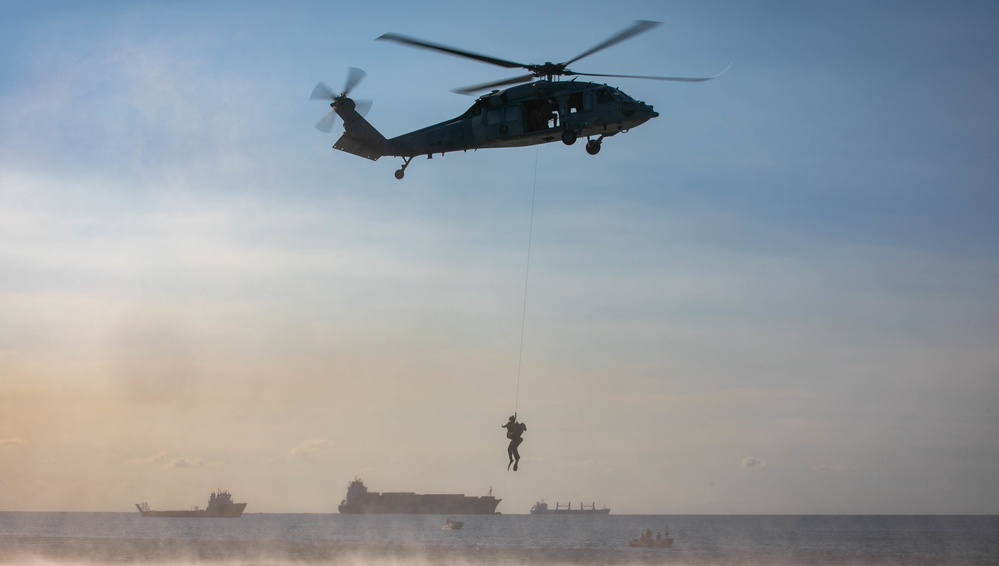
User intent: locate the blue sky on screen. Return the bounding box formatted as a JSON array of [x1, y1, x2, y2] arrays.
[[2, 0, 998, 514]]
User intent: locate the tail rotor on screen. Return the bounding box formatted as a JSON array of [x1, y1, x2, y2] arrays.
[[311, 67, 372, 133]]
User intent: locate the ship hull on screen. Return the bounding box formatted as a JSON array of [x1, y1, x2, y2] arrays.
[[629, 538, 673, 548], [135, 503, 247, 518], [530, 501, 610, 515], [338, 479, 500, 514], [532, 508, 611, 515], [338, 494, 500, 514]]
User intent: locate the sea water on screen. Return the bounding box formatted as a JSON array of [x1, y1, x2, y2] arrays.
[[1, 512, 997, 564]]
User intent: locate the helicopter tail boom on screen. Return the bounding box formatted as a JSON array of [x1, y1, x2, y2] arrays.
[[333, 100, 388, 160]]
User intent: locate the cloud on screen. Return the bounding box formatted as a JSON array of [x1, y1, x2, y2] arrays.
[[1, 437, 29, 446], [1, 22, 256, 186], [291, 439, 332, 457], [127, 451, 167, 465], [168, 457, 204, 469], [741, 456, 767, 469], [812, 462, 850, 473]]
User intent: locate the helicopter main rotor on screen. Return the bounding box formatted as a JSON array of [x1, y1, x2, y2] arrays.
[[377, 20, 725, 94]]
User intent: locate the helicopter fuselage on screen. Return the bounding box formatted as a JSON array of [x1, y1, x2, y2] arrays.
[[316, 20, 723, 178], [332, 80, 658, 165]]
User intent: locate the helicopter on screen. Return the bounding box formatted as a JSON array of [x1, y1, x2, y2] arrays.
[[311, 20, 725, 180]]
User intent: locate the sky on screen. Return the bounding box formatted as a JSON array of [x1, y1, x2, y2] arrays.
[[1, 0, 998, 515]]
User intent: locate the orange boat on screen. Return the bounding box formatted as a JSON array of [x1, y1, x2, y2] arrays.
[[629, 528, 673, 548]]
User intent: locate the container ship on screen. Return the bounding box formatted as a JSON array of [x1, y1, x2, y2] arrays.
[[530, 500, 610, 514], [135, 489, 247, 518], [337, 478, 501, 514]]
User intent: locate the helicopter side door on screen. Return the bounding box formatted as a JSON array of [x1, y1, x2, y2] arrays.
[[522, 97, 560, 133], [591, 87, 619, 122], [483, 104, 524, 140], [562, 90, 593, 133]]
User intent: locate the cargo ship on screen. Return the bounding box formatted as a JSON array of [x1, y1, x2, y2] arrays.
[[135, 489, 247, 518], [337, 478, 501, 514], [530, 500, 610, 514]]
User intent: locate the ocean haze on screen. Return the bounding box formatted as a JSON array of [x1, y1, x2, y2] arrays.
[[2, 513, 998, 565], [2, 0, 999, 515]]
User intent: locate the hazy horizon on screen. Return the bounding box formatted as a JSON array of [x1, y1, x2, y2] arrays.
[[2, 0, 998, 515]]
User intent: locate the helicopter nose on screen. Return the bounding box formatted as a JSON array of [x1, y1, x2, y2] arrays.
[[636, 103, 658, 120]]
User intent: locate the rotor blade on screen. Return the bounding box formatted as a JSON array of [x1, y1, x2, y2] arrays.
[[573, 60, 732, 82], [564, 20, 661, 66], [354, 99, 373, 117], [315, 110, 338, 133], [343, 67, 366, 97], [310, 81, 336, 100], [377, 32, 527, 70], [573, 71, 715, 82], [452, 73, 536, 95]]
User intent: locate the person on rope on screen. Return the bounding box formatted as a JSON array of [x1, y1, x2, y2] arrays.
[[502, 415, 527, 471]]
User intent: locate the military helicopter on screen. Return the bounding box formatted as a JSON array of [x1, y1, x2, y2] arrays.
[[311, 20, 725, 179]]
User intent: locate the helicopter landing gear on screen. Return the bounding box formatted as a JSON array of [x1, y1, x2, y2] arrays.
[[585, 137, 603, 155], [395, 156, 413, 180], [561, 129, 577, 146]]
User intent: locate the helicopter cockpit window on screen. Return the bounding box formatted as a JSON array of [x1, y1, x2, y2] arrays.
[[595, 88, 614, 105], [460, 99, 487, 119], [487, 109, 503, 126], [613, 89, 633, 101], [504, 106, 520, 122]]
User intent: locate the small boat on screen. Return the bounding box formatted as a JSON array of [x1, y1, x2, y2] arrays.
[[629, 528, 673, 548], [442, 517, 464, 530]]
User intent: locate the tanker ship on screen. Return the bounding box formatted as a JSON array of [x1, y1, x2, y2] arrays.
[[530, 500, 610, 515], [337, 478, 501, 514], [135, 489, 246, 518]]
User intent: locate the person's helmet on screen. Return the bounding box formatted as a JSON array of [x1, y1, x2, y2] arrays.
[[509, 415, 516, 421]]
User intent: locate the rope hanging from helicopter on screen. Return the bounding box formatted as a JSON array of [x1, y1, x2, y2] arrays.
[[513, 147, 540, 417]]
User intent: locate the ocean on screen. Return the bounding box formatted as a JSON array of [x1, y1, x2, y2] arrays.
[[1, 512, 997, 565]]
